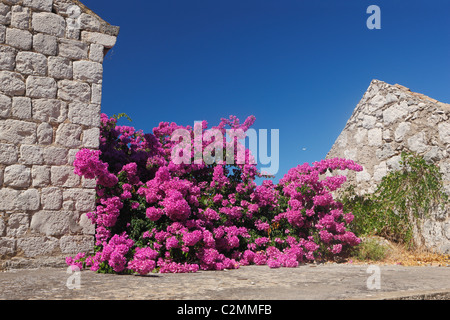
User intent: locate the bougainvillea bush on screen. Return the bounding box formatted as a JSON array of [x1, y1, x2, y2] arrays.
[[66, 114, 362, 274]]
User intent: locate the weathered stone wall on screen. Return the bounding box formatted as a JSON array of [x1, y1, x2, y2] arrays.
[[326, 79, 450, 253], [0, 0, 118, 269]]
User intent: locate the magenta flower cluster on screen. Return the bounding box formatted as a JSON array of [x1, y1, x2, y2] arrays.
[[66, 114, 363, 274]]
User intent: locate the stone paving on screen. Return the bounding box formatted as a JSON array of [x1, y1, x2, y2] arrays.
[[1, 263, 449, 300]]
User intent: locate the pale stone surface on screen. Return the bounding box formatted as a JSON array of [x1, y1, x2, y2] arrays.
[[0, 93, 11, 117], [32, 98, 67, 123], [23, 0, 53, 12], [0, 188, 19, 211], [0, 238, 15, 256], [11, 97, 32, 119], [17, 236, 59, 257], [58, 38, 88, 60], [11, 5, 31, 30], [82, 127, 100, 148], [0, 3, 11, 25], [59, 235, 94, 254], [15, 52, 48, 76], [408, 132, 429, 153], [0, 71, 25, 96], [0, 143, 18, 164], [33, 33, 58, 56], [89, 43, 104, 63], [31, 211, 79, 236], [43, 146, 68, 165], [383, 101, 408, 124], [16, 189, 40, 211], [50, 166, 80, 187], [63, 188, 96, 212], [79, 13, 100, 32], [73, 60, 103, 83], [36, 122, 53, 145], [68, 102, 100, 126], [6, 213, 29, 237], [20, 145, 44, 165], [32, 12, 66, 37], [394, 122, 410, 142], [31, 165, 50, 187], [48, 56, 72, 80], [0, 119, 36, 144], [81, 31, 117, 48], [41, 187, 63, 210], [55, 123, 82, 148], [57, 79, 91, 102], [438, 122, 450, 145], [26, 76, 57, 99], [4, 164, 31, 187], [5, 28, 32, 50], [0, 45, 16, 71], [367, 128, 382, 147], [91, 83, 102, 104]]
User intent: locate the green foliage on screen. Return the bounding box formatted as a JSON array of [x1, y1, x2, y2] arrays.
[[351, 238, 388, 261], [341, 152, 449, 248]]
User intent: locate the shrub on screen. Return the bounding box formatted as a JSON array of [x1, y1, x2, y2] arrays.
[[67, 114, 363, 274], [341, 152, 449, 248]]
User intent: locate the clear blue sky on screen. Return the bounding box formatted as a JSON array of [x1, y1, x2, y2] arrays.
[[82, 0, 450, 183]]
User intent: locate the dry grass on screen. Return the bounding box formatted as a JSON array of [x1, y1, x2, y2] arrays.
[[347, 236, 450, 267]]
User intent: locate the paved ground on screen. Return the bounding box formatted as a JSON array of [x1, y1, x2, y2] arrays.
[[1, 263, 449, 300]]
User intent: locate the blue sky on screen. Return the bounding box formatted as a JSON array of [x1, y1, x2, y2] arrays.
[[82, 0, 450, 183]]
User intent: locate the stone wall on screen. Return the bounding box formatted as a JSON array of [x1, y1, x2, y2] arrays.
[[326, 79, 450, 253], [0, 0, 118, 269]]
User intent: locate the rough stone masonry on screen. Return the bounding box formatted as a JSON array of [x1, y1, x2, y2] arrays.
[[0, 0, 119, 269], [326, 79, 450, 254]]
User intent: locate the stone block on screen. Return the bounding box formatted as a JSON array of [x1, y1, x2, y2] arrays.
[[367, 128, 382, 147], [0, 119, 36, 144], [15, 51, 47, 76], [60, 235, 94, 254], [0, 93, 11, 117], [58, 38, 88, 60], [33, 33, 58, 56], [48, 56, 72, 79], [26, 76, 57, 99], [0, 238, 16, 257], [31, 210, 79, 237], [17, 236, 58, 257], [57, 79, 91, 103], [68, 102, 100, 126], [0, 188, 19, 210], [0, 25, 5, 43], [22, 0, 53, 12], [63, 188, 96, 212], [32, 98, 67, 123], [41, 187, 63, 210], [4, 164, 31, 188], [31, 165, 50, 187], [0, 71, 25, 96], [5, 28, 32, 50], [11, 5, 31, 29], [50, 166, 80, 187], [0, 143, 17, 164], [16, 189, 40, 211], [383, 101, 408, 125], [0, 3, 11, 25], [43, 146, 68, 165], [408, 132, 429, 154], [438, 122, 450, 145], [0, 45, 16, 71], [82, 127, 100, 148], [11, 97, 31, 119], [91, 83, 102, 104], [81, 31, 117, 48], [20, 145, 44, 165], [73, 60, 102, 83], [55, 123, 82, 148], [36, 122, 53, 145], [89, 43, 104, 63], [6, 213, 29, 237], [32, 12, 65, 37], [79, 13, 100, 32]]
